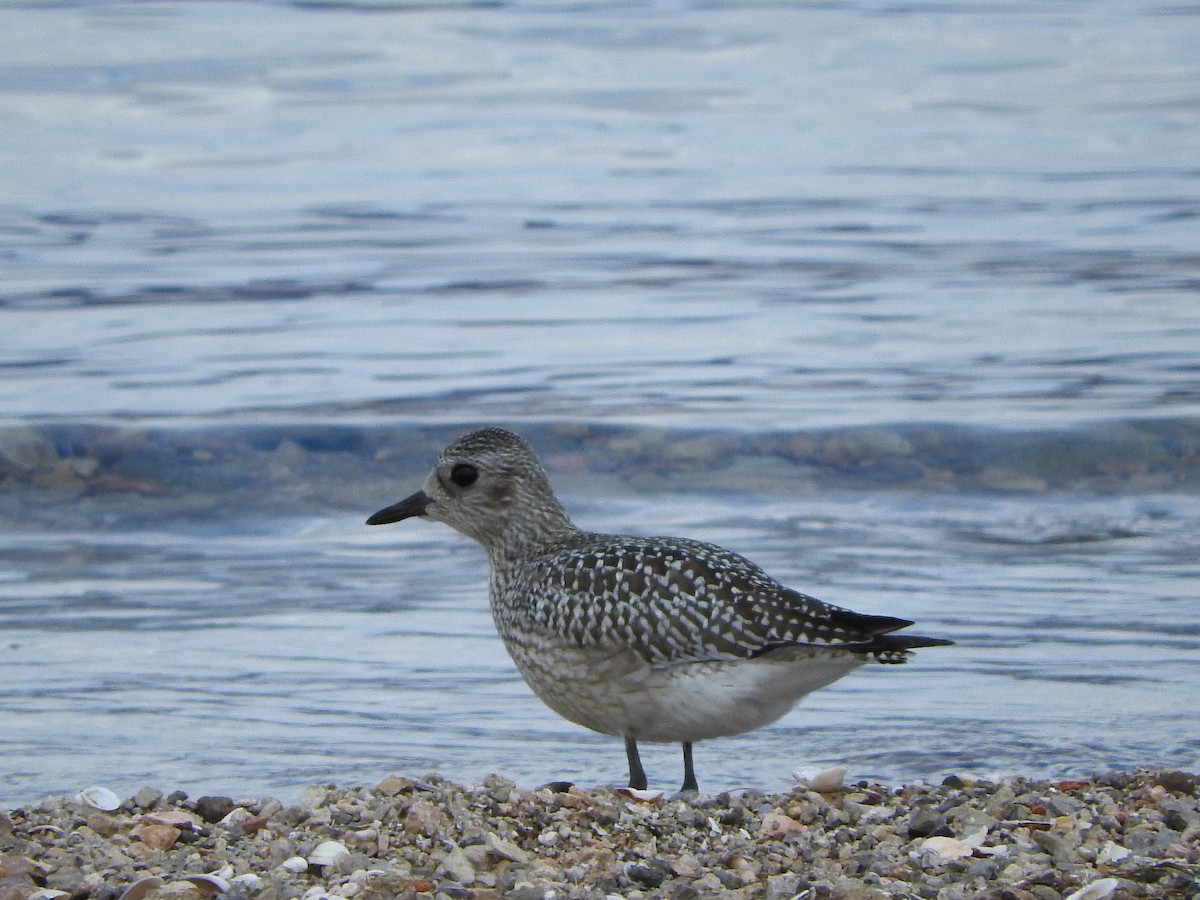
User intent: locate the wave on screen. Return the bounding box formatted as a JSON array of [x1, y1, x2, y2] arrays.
[[2, 418, 1197, 527]]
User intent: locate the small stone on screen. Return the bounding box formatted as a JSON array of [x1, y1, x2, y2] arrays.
[[193, 796, 236, 824], [374, 776, 416, 796], [1160, 797, 1200, 831], [144, 809, 202, 830], [437, 847, 475, 885], [725, 852, 758, 884], [967, 858, 1000, 879], [403, 799, 448, 836], [1054, 779, 1088, 792], [295, 785, 330, 810], [553, 787, 595, 809], [126, 842, 157, 862], [133, 822, 180, 851], [765, 873, 805, 900], [481, 774, 516, 802], [241, 812, 272, 833], [711, 867, 746, 890], [1155, 770, 1200, 793], [671, 856, 703, 878], [1045, 792, 1085, 816], [484, 831, 529, 864], [85, 812, 121, 837], [272, 806, 309, 828], [1031, 829, 1068, 861], [759, 810, 804, 838], [133, 788, 164, 809], [217, 808, 254, 834], [0, 875, 38, 900], [624, 859, 672, 888], [907, 807, 947, 838], [691, 873, 726, 893]]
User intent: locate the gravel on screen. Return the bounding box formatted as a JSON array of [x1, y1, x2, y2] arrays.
[[2, 770, 1197, 900]]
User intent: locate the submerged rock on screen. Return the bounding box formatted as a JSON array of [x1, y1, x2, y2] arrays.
[[0, 428, 59, 474]]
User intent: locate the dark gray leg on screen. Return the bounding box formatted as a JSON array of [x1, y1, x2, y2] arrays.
[[625, 734, 647, 790], [681, 741, 698, 792]]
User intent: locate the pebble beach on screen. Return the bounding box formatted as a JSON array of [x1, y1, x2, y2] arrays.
[[3, 770, 1198, 900]]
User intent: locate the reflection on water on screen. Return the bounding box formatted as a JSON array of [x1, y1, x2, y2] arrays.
[[2, 209, 1198, 430]]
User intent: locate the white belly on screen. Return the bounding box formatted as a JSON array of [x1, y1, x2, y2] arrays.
[[503, 635, 865, 743]]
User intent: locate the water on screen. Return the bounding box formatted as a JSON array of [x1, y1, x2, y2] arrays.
[[1, 0, 1199, 806]]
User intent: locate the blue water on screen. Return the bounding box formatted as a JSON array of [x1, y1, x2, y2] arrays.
[[1, 0, 1198, 807]]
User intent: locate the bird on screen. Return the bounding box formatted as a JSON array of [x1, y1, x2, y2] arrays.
[[367, 427, 952, 793]]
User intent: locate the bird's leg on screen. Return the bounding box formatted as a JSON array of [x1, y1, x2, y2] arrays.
[[625, 734, 648, 790], [680, 741, 698, 793]]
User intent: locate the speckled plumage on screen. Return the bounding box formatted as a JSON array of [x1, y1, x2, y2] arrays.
[[368, 427, 952, 791]]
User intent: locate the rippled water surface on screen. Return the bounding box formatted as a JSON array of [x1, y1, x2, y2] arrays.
[[1, 0, 1198, 806]]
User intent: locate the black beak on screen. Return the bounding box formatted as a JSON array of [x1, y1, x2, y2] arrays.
[[366, 490, 432, 525]]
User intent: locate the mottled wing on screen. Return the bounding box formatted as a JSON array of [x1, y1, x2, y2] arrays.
[[515, 533, 938, 666]]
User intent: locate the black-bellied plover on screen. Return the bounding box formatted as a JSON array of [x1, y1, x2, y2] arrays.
[[368, 427, 952, 792]]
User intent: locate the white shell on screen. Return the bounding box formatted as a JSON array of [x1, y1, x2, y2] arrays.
[[29, 891, 71, 900], [281, 856, 309, 873], [184, 873, 231, 896], [308, 840, 351, 867], [616, 787, 664, 803], [1097, 841, 1131, 864], [918, 836, 975, 862], [794, 766, 846, 793], [76, 786, 122, 811], [118, 877, 164, 900], [1065, 879, 1120, 900]]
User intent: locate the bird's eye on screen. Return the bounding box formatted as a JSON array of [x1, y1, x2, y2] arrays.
[[449, 462, 479, 488]]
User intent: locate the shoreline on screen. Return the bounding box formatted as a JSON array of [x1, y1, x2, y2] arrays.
[[2, 770, 1197, 899]]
